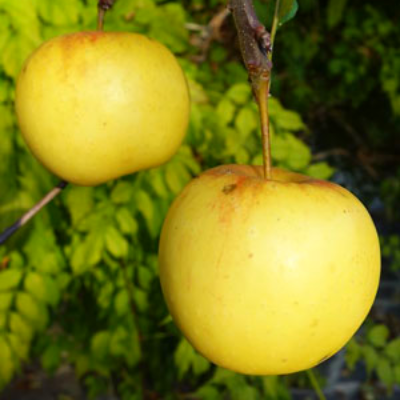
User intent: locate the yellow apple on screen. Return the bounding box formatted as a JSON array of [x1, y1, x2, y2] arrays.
[[159, 165, 380, 375], [15, 32, 190, 186]]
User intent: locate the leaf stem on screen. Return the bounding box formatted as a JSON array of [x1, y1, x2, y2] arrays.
[[269, 0, 281, 59], [0, 181, 68, 246], [306, 369, 327, 400]]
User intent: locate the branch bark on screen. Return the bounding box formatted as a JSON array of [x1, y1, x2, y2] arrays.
[[229, 0, 273, 179]]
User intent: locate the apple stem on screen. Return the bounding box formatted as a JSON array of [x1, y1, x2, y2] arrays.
[[97, 0, 116, 31], [256, 78, 272, 179], [0, 181, 68, 246]]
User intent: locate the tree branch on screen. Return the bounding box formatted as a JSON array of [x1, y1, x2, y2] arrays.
[[0, 181, 68, 246], [229, 0, 273, 179]]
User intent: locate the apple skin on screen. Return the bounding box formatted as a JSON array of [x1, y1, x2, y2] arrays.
[[159, 165, 380, 375], [15, 32, 190, 186]]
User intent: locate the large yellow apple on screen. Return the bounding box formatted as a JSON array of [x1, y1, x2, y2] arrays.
[[15, 32, 190, 186], [159, 165, 380, 375]]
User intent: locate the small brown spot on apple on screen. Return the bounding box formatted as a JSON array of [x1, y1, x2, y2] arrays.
[[248, 253, 254, 259], [222, 183, 237, 194]]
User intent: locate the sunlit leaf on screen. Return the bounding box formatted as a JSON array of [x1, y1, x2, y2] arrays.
[[0, 269, 23, 292], [105, 225, 128, 258], [91, 330, 111, 360]]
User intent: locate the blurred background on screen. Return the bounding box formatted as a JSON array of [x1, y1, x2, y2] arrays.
[[0, 0, 399, 399]]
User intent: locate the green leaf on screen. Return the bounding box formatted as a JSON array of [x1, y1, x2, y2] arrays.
[[174, 338, 210, 379], [195, 386, 221, 400], [41, 343, 61, 372], [0, 314, 6, 330], [0, 80, 11, 103], [148, 170, 169, 198], [385, 338, 400, 362], [41, 275, 60, 307], [1, 34, 38, 78], [111, 181, 134, 204], [306, 162, 335, 180], [75, 355, 90, 378], [115, 207, 138, 235], [137, 266, 153, 290], [377, 357, 394, 386], [97, 282, 114, 309], [286, 134, 312, 170], [114, 290, 130, 316], [345, 339, 362, 370], [226, 83, 251, 105], [91, 330, 111, 360], [165, 164, 183, 194], [235, 107, 258, 139], [278, 0, 299, 26], [0, 336, 14, 387], [105, 226, 128, 258], [395, 364, 400, 384], [0, 291, 13, 311], [174, 338, 193, 379], [0, 0, 40, 39], [363, 345, 379, 374], [9, 312, 33, 342], [0, 269, 23, 291], [7, 332, 29, 360], [37, 0, 82, 26], [217, 98, 236, 126], [109, 326, 128, 356], [192, 353, 210, 376], [24, 272, 49, 305], [271, 134, 289, 161], [148, 4, 189, 53], [165, 162, 191, 195], [65, 186, 94, 226], [16, 292, 48, 330], [136, 190, 155, 223], [71, 231, 104, 274], [368, 324, 390, 348], [133, 288, 149, 312], [274, 109, 305, 131], [327, 0, 348, 29]]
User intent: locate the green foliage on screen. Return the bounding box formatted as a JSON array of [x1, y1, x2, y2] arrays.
[[381, 235, 400, 272], [346, 324, 400, 390], [274, 1, 400, 157]]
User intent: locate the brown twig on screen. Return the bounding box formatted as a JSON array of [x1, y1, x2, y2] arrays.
[[0, 181, 68, 246], [229, 0, 273, 179], [187, 8, 231, 63]]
